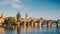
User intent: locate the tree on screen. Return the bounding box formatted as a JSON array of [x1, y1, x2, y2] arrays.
[[8, 17, 17, 25]]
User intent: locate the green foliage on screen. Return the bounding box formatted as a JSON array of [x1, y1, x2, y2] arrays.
[[8, 17, 17, 25]]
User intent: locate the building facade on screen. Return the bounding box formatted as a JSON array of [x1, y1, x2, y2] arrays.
[[0, 12, 6, 26]]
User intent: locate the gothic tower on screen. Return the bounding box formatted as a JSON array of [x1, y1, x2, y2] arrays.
[[17, 12, 21, 22]]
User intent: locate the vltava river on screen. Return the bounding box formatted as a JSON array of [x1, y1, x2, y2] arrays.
[[0, 24, 60, 34]]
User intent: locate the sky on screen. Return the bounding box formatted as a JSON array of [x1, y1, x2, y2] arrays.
[[0, 0, 60, 20]]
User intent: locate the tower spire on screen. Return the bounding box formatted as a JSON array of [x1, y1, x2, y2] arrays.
[[17, 11, 21, 18], [26, 13, 28, 17]]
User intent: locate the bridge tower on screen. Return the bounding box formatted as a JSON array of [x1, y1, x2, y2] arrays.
[[17, 12, 21, 25]]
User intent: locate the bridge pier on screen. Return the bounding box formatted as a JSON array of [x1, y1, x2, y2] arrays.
[[31, 18, 36, 27], [24, 22, 26, 26], [0, 23, 3, 26], [24, 21, 30, 26], [39, 20, 44, 28], [38, 18, 45, 28], [39, 22, 43, 28], [47, 20, 52, 28], [31, 21, 35, 27], [17, 22, 21, 27], [58, 20, 60, 28]]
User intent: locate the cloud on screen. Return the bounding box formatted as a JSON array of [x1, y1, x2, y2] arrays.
[[23, 0, 31, 1], [12, 4, 20, 8], [0, 0, 8, 5], [10, 0, 22, 10], [12, 3, 22, 9], [0, 0, 22, 8], [13, 0, 19, 2], [0, 0, 31, 10], [10, 0, 32, 11]]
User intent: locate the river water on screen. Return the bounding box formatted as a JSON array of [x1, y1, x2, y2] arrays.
[[0, 24, 60, 34]]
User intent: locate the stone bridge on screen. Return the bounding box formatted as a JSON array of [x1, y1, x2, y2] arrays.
[[22, 18, 60, 28]]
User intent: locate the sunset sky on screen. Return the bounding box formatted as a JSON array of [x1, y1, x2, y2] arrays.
[[0, 0, 60, 20]]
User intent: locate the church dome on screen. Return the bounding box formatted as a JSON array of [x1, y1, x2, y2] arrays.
[[1, 12, 6, 16], [1, 12, 6, 19]]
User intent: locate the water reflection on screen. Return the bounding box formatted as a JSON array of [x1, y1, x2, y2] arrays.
[[0, 25, 60, 34], [17, 25, 21, 34], [0, 27, 5, 34]]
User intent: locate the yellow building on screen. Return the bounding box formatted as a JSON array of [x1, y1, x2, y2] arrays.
[[0, 12, 6, 26]]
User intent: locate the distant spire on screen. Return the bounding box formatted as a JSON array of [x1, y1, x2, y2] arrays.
[[26, 13, 28, 17]]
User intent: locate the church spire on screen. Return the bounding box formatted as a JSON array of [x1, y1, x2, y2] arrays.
[[26, 13, 28, 17]]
